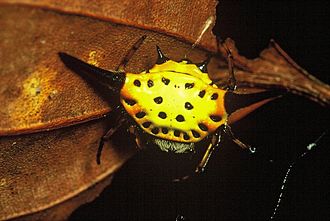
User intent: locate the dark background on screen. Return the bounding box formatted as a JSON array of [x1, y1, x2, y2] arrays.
[[70, 1, 330, 220]]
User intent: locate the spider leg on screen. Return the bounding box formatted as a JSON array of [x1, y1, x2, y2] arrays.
[[97, 115, 127, 164], [223, 124, 256, 153], [128, 125, 144, 149], [116, 35, 147, 71], [195, 128, 222, 173], [216, 37, 237, 91], [225, 48, 237, 91]]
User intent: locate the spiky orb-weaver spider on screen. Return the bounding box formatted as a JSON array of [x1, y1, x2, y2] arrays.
[[59, 36, 281, 176]]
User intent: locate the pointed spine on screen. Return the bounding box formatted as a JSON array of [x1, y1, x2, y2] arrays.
[[155, 46, 169, 64], [196, 55, 211, 73], [224, 90, 284, 115], [59, 52, 125, 93]]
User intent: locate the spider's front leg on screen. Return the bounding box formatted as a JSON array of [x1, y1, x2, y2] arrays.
[[97, 113, 127, 164], [217, 37, 237, 92]]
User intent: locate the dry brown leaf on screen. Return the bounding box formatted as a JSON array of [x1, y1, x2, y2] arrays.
[[0, 1, 217, 220], [213, 38, 330, 106], [0, 0, 217, 50]]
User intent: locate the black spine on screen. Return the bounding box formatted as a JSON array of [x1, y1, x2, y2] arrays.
[[155, 46, 169, 64], [58, 52, 126, 92]]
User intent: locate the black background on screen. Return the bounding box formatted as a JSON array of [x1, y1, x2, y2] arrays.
[[70, 1, 330, 220]]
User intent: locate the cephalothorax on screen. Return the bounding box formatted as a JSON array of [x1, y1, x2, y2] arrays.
[[59, 36, 280, 174]]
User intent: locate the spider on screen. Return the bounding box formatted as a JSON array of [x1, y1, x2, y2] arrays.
[[59, 35, 281, 177]]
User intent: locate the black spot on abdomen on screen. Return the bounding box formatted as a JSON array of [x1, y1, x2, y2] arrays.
[[162, 77, 170, 85], [183, 132, 190, 140], [210, 115, 222, 122], [198, 123, 208, 131], [191, 130, 200, 138], [176, 115, 185, 122], [185, 102, 193, 110], [133, 79, 141, 87], [158, 111, 167, 119], [161, 128, 169, 134], [198, 90, 206, 98], [142, 121, 151, 128], [211, 93, 218, 100], [154, 96, 163, 104], [151, 127, 160, 134], [124, 99, 136, 106], [135, 111, 146, 118], [147, 79, 154, 87], [185, 83, 194, 89]]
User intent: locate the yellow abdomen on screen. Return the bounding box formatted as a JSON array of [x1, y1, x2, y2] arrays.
[[120, 60, 227, 143]]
